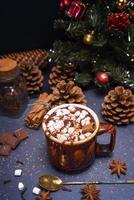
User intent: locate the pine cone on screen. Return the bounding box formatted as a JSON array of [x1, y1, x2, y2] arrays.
[[20, 60, 44, 94], [0, 49, 48, 69], [49, 63, 76, 90], [51, 80, 87, 105], [36, 191, 52, 200], [102, 86, 134, 125]]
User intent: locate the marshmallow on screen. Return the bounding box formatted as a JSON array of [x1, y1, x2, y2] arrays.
[[81, 117, 91, 126], [68, 105, 76, 112], [79, 134, 85, 140], [32, 187, 41, 195], [48, 126, 55, 133], [68, 127, 75, 134], [44, 115, 49, 119], [56, 109, 63, 116], [75, 111, 80, 117], [47, 121, 54, 127], [14, 169, 22, 177], [85, 132, 92, 137], [62, 109, 70, 115], [76, 117, 81, 123], [54, 121, 64, 131], [57, 134, 67, 142], [79, 111, 87, 119], [63, 116, 69, 120], [18, 182, 25, 191]]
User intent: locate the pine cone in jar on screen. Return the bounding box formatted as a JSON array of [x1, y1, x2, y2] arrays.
[[102, 86, 134, 125], [51, 80, 87, 105]]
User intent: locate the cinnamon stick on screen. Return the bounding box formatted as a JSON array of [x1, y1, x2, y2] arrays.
[[24, 93, 53, 129]]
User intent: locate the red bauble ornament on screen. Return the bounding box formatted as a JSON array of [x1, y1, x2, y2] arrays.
[[60, 0, 71, 10], [66, 1, 87, 19], [107, 12, 131, 30], [96, 72, 110, 85]]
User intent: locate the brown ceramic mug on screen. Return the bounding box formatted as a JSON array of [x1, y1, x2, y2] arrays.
[[42, 104, 116, 171]]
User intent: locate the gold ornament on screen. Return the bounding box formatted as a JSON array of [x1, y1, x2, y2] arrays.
[[83, 32, 94, 45], [116, 0, 128, 10]]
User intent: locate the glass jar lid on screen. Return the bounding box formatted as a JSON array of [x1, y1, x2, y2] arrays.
[[0, 58, 18, 80]]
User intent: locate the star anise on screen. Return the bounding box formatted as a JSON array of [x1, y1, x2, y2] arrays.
[[81, 185, 101, 200], [109, 160, 127, 177], [36, 191, 52, 200]]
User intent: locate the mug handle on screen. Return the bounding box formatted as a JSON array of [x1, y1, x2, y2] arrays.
[[96, 122, 116, 156]]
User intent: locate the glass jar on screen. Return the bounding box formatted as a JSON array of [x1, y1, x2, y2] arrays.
[[0, 58, 28, 117]]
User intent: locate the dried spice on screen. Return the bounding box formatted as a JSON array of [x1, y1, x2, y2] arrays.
[[81, 185, 101, 200], [16, 160, 24, 165], [20, 187, 27, 200], [109, 160, 127, 177], [24, 93, 53, 129], [36, 191, 52, 200], [3, 179, 11, 184]]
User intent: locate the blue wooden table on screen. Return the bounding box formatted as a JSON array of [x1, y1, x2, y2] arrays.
[[0, 83, 134, 200]]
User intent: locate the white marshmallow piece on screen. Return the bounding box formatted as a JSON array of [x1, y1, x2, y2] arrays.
[[54, 121, 64, 131], [18, 182, 25, 191], [32, 187, 41, 195], [68, 127, 75, 134], [85, 132, 92, 137], [48, 126, 55, 133], [14, 169, 22, 177], [75, 111, 80, 117], [57, 134, 67, 142], [44, 114, 49, 119], [62, 108, 70, 115], [81, 117, 91, 126], [47, 120, 54, 127], [56, 109, 63, 117], [79, 134, 85, 140], [76, 117, 81, 123], [79, 110, 87, 119], [68, 105, 76, 112]]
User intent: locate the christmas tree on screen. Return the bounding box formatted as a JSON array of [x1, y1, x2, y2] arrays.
[[49, 0, 134, 90]]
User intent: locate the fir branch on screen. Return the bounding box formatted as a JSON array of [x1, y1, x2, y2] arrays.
[[75, 72, 92, 86], [54, 19, 69, 30], [50, 40, 102, 64], [108, 66, 134, 90]]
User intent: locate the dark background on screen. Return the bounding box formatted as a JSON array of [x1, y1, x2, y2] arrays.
[[0, 0, 60, 54]]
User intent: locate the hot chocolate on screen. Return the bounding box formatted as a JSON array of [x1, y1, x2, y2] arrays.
[[42, 104, 116, 171], [43, 105, 96, 143]]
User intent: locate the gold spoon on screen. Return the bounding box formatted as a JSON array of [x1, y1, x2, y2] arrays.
[[39, 175, 134, 191]]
